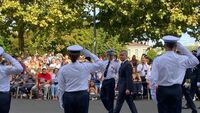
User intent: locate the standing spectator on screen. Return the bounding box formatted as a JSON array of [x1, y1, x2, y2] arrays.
[[137, 56, 150, 97], [51, 68, 59, 100], [130, 55, 138, 68]]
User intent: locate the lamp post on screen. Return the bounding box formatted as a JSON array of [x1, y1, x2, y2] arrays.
[[93, 3, 97, 54]]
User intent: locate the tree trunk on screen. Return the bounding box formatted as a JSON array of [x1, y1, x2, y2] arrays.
[[18, 23, 25, 52]]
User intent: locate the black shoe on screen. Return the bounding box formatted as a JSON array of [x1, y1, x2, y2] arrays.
[[182, 105, 189, 109], [198, 106, 200, 109]]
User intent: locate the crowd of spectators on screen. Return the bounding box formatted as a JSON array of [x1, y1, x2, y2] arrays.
[[8, 52, 153, 100]]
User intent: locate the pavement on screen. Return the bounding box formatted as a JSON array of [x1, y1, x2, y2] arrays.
[[10, 99, 200, 113]]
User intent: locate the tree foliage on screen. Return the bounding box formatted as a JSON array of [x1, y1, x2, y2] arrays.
[[96, 0, 200, 42], [0, 0, 199, 54], [0, 0, 81, 52], [147, 48, 158, 61], [58, 28, 124, 56]]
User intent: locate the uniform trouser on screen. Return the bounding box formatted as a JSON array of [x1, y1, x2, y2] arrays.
[[190, 83, 200, 100], [157, 84, 182, 113], [182, 86, 197, 113], [63, 90, 89, 113], [0, 92, 11, 113], [100, 78, 115, 113], [114, 91, 138, 113], [141, 76, 147, 96]]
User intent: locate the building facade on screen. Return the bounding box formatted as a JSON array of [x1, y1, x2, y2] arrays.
[[126, 42, 149, 60]]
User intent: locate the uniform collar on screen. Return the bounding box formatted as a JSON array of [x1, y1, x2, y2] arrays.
[[70, 61, 80, 64], [106, 59, 114, 62]]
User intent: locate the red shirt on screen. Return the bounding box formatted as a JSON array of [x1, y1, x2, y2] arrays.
[[37, 73, 51, 84]]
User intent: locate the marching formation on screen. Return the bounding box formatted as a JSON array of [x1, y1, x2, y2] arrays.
[[0, 35, 200, 113]]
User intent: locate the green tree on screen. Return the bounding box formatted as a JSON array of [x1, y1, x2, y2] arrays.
[[147, 48, 157, 61], [0, 0, 80, 52], [96, 0, 200, 42], [63, 28, 125, 56]]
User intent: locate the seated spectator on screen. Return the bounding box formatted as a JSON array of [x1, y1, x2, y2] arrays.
[[19, 72, 35, 98], [89, 81, 98, 100], [32, 67, 51, 100], [132, 67, 143, 99], [89, 81, 97, 94], [10, 74, 26, 96], [55, 59, 61, 69], [90, 72, 101, 94], [49, 58, 56, 68], [51, 68, 59, 100], [10, 75, 18, 95]]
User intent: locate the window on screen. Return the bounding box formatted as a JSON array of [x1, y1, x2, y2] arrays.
[[143, 49, 146, 54], [135, 49, 138, 57], [128, 49, 131, 57]]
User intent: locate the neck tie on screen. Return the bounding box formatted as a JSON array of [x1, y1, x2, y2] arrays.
[[104, 61, 111, 77], [121, 62, 123, 67]]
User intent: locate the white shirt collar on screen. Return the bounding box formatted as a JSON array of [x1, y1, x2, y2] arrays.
[[121, 59, 128, 64]]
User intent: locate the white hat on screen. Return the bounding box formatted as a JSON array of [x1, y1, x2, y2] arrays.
[[162, 35, 180, 43], [107, 49, 114, 56], [42, 66, 47, 69], [0, 47, 4, 55], [67, 45, 83, 52]]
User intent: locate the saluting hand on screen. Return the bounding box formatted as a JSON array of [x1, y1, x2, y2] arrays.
[[0, 47, 4, 55], [197, 82, 200, 87]]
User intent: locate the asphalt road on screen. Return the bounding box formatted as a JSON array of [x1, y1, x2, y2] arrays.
[[10, 99, 200, 113]]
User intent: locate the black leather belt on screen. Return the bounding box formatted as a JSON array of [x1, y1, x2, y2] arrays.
[[158, 84, 181, 88], [0, 91, 10, 94], [104, 78, 115, 81], [65, 90, 87, 93]]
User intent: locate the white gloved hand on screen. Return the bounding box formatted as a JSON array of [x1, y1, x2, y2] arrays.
[[151, 94, 157, 104], [58, 97, 64, 110], [0, 47, 4, 55], [176, 42, 191, 56], [183, 82, 191, 88], [176, 42, 184, 48], [150, 89, 157, 104], [60, 104, 64, 110], [197, 47, 200, 56], [197, 82, 200, 87], [82, 49, 91, 57]]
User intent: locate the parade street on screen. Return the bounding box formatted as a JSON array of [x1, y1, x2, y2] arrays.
[[10, 99, 200, 113]]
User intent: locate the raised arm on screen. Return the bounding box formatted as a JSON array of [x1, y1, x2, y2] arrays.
[[176, 42, 199, 68], [2, 53, 23, 75], [82, 49, 104, 73]]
